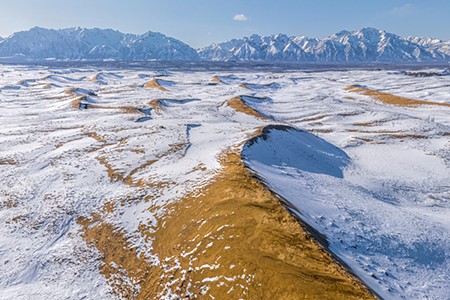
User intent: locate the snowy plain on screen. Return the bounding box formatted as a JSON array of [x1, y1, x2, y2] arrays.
[[0, 63, 449, 299]]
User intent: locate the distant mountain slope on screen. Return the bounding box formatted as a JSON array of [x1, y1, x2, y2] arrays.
[[407, 36, 450, 56], [0, 27, 200, 61], [199, 28, 450, 63]]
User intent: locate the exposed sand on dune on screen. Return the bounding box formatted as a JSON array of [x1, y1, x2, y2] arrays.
[[90, 72, 103, 83], [345, 85, 450, 107], [227, 96, 271, 120], [211, 75, 223, 83], [239, 83, 252, 90], [70, 96, 88, 109], [79, 146, 373, 299], [144, 79, 169, 91], [71, 98, 143, 115], [65, 87, 96, 96], [86, 129, 187, 187], [148, 98, 164, 114], [42, 82, 61, 89], [148, 98, 198, 115], [66, 87, 147, 116], [0, 159, 17, 165]]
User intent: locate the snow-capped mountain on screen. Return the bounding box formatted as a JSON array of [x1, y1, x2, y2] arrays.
[[0, 27, 200, 61], [407, 36, 450, 56], [199, 34, 313, 62], [199, 28, 450, 63]]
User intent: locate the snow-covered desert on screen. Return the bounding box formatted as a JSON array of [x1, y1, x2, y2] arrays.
[[0, 64, 449, 299]]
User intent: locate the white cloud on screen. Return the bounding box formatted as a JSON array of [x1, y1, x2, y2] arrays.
[[233, 14, 248, 22], [388, 3, 413, 16]]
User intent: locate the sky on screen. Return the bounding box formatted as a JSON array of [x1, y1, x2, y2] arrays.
[[0, 0, 449, 48]]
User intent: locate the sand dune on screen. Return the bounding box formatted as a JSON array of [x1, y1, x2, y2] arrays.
[[144, 79, 175, 91], [227, 96, 272, 120], [89, 72, 105, 84], [79, 146, 373, 300], [211, 75, 224, 83]]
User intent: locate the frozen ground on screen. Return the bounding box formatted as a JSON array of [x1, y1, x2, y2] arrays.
[[0, 64, 449, 299]]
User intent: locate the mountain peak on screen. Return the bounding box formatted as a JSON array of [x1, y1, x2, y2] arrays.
[[334, 30, 351, 37], [359, 27, 382, 33]]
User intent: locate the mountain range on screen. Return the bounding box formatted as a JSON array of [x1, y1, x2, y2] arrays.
[[199, 28, 450, 62], [0, 27, 449, 63], [0, 27, 200, 61]]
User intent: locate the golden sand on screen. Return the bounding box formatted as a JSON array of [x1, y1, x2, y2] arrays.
[[239, 83, 252, 90], [70, 96, 88, 109], [310, 128, 334, 134], [90, 73, 102, 83], [79, 145, 374, 299], [144, 79, 168, 92], [67, 88, 144, 115], [211, 75, 223, 83], [227, 96, 270, 120], [345, 85, 450, 108], [0, 159, 17, 165]]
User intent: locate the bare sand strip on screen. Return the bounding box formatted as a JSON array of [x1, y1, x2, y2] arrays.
[[239, 82, 279, 90], [345, 85, 450, 108], [78, 129, 374, 299]]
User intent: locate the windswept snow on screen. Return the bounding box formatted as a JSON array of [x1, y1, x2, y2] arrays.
[[1, 63, 449, 299]]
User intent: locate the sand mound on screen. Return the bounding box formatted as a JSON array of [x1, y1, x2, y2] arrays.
[[148, 99, 164, 113], [227, 96, 272, 120], [17, 79, 37, 87], [345, 85, 450, 108], [144, 79, 170, 91], [211, 75, 224, 83], [66, 87, 147, 116], [89, 72, 106, 84], [70, 96, 89, 109], [239, 83, 252, 90]]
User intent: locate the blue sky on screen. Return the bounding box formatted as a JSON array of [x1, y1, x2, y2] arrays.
[[0, 0, 449, 47]]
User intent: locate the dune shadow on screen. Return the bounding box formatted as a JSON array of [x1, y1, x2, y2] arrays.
[[243, 125, 350, 178]]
